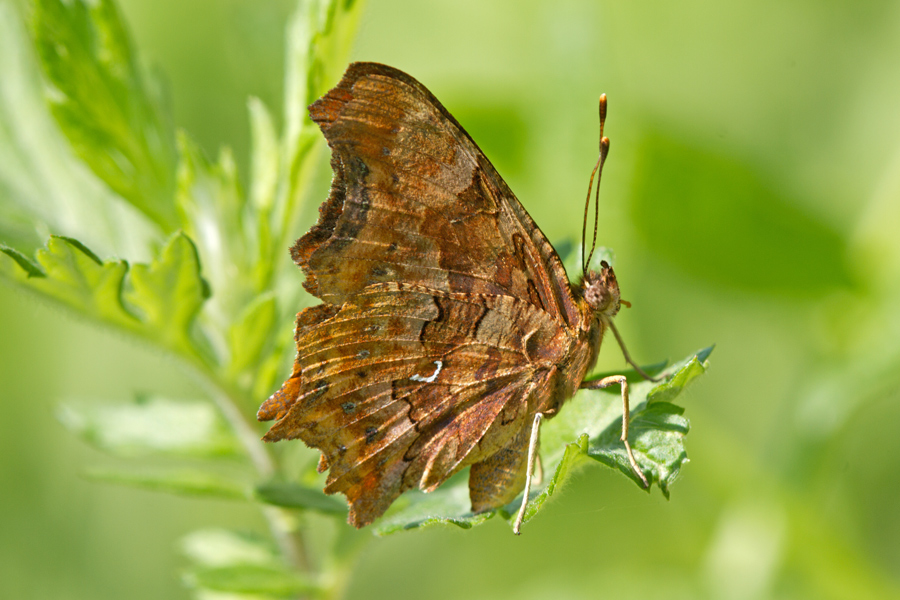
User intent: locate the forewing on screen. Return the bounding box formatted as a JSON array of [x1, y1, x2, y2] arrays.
[[297, 62, 580, 327]]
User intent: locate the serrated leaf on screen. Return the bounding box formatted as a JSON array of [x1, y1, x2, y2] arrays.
[[31, 0, 177, 230], [647, 349, 711, 405], [507, 348, 709, 530], [181, 529, 279, 568], [585, 402, 690, 496], [84, 466, 248, 499], [254, 482, 347, 515], [58, 396, 241, 459], [183, 564, 316, 598], [0, 245, 44, 277], [0, 235, 135, 327], [375, 347, 712, 535], [1, 233, 211, 361], [124, 231, 210, 354]]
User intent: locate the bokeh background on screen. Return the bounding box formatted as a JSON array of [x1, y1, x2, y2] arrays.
[[2, 0, 900, 598]]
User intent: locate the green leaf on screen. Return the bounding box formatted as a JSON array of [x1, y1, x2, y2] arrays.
[[84, 466, 248, 499], [58, 396, 241, 459], [183, 565, 316, 597], [583, 358, 670, 392], [585, 402, 690, 496], [180, 530, 311, 599], [0, 233, 211, 361], [507, 348, 709, 531], [0, 235, 135, 328], [373, 483, 496, 536], [0, 245, 45, 278], [374, 347, 712, 535], [181, 529, 279, 568], [646, 350, 710, 405], [281, 0, 364, 182], [30, 0, 177, 230], [254, 481, 347, 515], [124, 231, 210, 355]]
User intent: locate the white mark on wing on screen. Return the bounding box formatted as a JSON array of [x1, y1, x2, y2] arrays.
[[411, 360, 443, 383]]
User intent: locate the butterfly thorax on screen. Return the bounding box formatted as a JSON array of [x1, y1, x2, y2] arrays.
[[532, 260, 621, 416]]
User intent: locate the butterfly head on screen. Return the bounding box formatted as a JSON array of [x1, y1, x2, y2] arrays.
[[582, 260, 621, 320]]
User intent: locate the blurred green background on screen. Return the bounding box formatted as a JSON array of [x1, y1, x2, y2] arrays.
[[2, 0, 900, 598]]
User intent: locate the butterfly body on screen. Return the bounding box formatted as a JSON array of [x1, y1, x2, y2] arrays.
[[258, 63, 625, 527]]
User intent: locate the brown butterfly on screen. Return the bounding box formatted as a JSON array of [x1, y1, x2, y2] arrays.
[[258, 62, 655, 534]]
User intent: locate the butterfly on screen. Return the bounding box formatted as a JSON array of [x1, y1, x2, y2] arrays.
[[257, 62, 654, 534]]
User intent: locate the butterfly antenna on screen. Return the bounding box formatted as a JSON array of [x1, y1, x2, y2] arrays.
[[581, 94, 610, 275]]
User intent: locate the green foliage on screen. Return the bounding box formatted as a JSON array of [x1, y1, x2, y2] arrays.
[[184, 564, 318, 597], [254, 481, 350, 515], [58, 396, 241, 458], [126, 232, 211, 353], [181, 528, 280, 568], [0, 236, 134, 327], [84, 466, 250, 499], [1, 0, 367, 595], [30, 0, 178, 230], [180, 529, 322, 597], [0, 233, 211, 359]]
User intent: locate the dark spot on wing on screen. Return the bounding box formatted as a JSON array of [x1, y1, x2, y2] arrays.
[[365, 426, 378, 444]]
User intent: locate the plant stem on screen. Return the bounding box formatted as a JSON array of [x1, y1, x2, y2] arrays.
[[192, 363, 311, 573]]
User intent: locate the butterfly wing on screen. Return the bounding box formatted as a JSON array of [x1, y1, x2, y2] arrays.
[[259, 63, 588, 526], [261, 284, 566, 526], [295, 62, 580, 325]]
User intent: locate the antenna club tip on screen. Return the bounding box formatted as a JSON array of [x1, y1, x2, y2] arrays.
[[599, 94, 608, 119]]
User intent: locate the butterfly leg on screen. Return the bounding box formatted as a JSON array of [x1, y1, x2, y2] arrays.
[[581, 375, 649, 488], [513, 412, 544, 535], [608, 321, 660, 382]]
